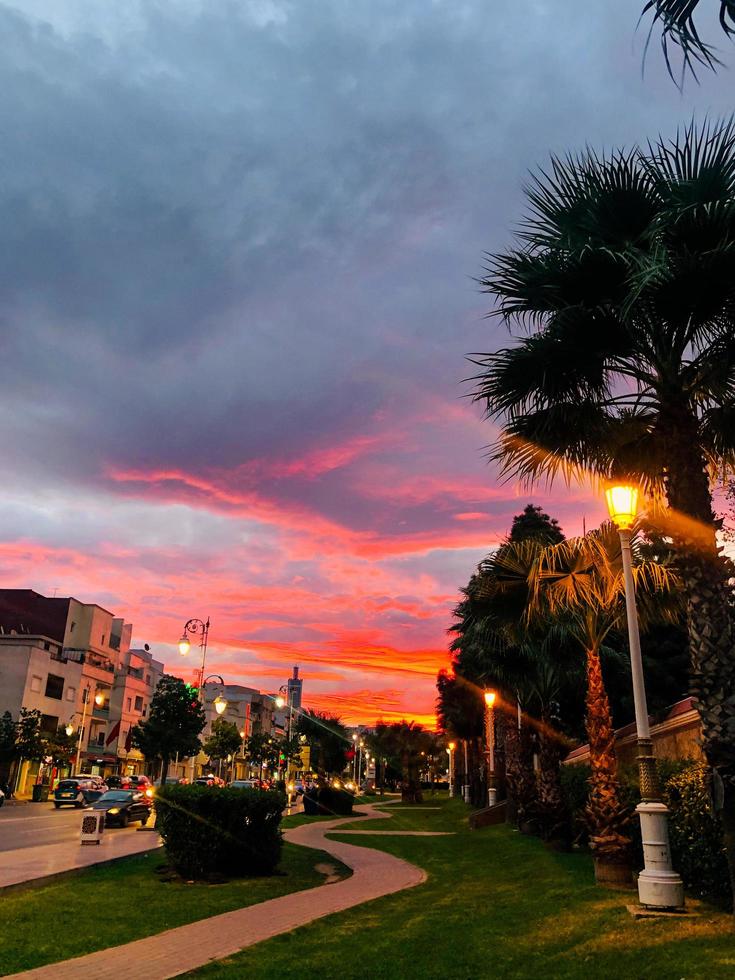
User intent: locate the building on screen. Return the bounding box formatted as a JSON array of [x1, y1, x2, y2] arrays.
[[287, 665, 303, 710], [179, 682, 278, 781], [0, 589, 161, 791]]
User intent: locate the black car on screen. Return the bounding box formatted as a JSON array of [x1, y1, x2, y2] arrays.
[[92, 790, 152, 827]]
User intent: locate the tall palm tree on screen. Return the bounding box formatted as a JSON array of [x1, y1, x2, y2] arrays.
[[472, 119, 735, 892], [531, 524, 679, 874]]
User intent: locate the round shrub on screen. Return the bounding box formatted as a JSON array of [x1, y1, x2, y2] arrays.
[[155, 783, 285, 880]]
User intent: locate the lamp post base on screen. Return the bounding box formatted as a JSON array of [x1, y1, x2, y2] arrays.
[[487, 787, 497, 807], [462, 784, 470, 803], [636, 802, 685, 909]]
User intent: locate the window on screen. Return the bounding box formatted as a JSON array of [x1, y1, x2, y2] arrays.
[[142, 705, 147, 717], [45, 674, 64, 700], [96, 732, 105, 746], [126, 697, 132, 711], [30, 675, 42, 693], [66, 686, 76, 702], [101, 634, 105, 646], [40, 714, 58, 734], [145, 674, 151, 686], [70, 621, 75, 634], [134, 696, 143, 712], [43, 641, 50, 651]]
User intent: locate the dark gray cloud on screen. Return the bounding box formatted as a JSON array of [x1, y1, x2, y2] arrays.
[[1, 0, 733, 508]]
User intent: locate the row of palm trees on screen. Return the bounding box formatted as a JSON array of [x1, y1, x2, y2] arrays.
[[451, 118, 735, 896]]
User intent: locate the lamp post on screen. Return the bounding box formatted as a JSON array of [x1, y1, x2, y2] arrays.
[[74, 686, 104, 774], [484, 690, 497, 807], [447, 741, 456, 797], [606, 482, 684, 909], [178, 618, 212, 781], [462, 740, 470, 803], [352, 733, 358, 783]]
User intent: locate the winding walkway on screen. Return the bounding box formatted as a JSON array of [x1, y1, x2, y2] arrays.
[[10, 802, 428, 980]]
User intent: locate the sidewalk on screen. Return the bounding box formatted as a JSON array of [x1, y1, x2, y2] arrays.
[[9, 801, 426, 980], [0, 830, 162, 890]]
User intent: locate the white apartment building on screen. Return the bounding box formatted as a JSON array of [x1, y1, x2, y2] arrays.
[[0, 590, 161, 792]]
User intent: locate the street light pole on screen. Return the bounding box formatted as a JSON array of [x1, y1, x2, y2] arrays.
[[447, 741, 456, 797], [606, 483, 684, 909], [484, 690, 497, 807], [74, 686, 104, 774], [178, 618, 212, 783]]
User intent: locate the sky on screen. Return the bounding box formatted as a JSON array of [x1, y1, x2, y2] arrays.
[[1, 0, 734, 726]]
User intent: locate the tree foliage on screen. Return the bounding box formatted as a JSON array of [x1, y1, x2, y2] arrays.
[[131, 675, 205, 782]]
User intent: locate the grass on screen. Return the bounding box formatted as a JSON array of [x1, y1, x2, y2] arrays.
[[187, 796, 735, 980], [0, 841, 350, 976]]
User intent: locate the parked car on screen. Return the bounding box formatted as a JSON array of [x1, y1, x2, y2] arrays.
[[154, 776, 187, 788], [127, 775, 154, 797], [106, 775, 133, 790], [194, 775, 225, 787], [229, 779, 261, 790], [53, 776, 107, 808], [92, 790, 152, 827]]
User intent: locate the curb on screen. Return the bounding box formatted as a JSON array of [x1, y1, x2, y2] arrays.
[[0, 845, 164, 896]]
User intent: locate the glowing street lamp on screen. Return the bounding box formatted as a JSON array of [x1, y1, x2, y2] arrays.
[[484, 689, 497, 807], [606, 482, 684, 909], [213, 696, 227, 716], [446, 740, 456, 797], [274, 695, 286, 710], [65, 723, 74, 737], [178, 632, 191, 657]]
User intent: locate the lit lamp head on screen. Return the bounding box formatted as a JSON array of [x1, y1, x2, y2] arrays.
[[448, 741, 456, 751], [94, 692, 105, 707], [239, 729, 246, 739], [352, 733, 358, 741], [178, 632, 191, 656], [274, 695, 286, 709], [65, 723, 74, 737], [605, 483, 639, 531], [213, 695, 227, 715], [484, 690, 496, 708]]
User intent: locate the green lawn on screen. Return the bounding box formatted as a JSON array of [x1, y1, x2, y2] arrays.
[[0, 842, 350, 976], [187, 797, 735, 980]]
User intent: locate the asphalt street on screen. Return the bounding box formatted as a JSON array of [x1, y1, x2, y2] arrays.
[[0, 803, 145, 852]]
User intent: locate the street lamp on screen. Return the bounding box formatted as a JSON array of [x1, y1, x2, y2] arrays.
[[65, 723, 74, 737], [484, 690, 497, 807], [447, 741, 456, 797], [74, 685, 102, 774], [606, 482, 684, 909], [177, 617, 210, 690]]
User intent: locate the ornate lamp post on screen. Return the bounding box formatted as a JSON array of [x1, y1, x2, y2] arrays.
[[484, 690, 497, 807], [606, 483, 684, 909], [178, 617, 210, 692], [447, 741, 456, 797]]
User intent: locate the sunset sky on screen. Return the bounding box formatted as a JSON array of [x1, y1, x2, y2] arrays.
[[2, 1, 733, 725]]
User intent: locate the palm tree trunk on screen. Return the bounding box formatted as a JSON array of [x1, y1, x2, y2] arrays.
[[664, 413, 735, 901], [584, 646, 631, 866], [537, 707, 565, 841], [504, 709, 535, 826]]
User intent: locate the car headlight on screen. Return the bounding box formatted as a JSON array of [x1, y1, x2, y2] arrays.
[[145, 789, 154, 797], [108, 808, 120, 815]]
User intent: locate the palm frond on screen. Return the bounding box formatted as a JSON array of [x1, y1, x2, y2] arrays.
[[640, 2, 734, 82]]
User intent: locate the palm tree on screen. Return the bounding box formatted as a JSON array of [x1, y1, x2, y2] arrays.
[[532, 523, 680, 877], [641, 2, 735, 78], [472, 119, 735, 893]]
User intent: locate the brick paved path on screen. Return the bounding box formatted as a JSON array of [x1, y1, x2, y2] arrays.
[[10, 802, 426, 980]]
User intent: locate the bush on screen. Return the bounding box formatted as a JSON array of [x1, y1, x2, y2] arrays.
[[561, 759, 731, 909], [156, 784, 285, 880], [665, 763, 731, 909], [318, 786, 354, 815], [302, 785, 354, 816]]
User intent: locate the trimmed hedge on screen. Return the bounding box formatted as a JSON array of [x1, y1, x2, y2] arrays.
[[302, 786, 354, 816], [155, 783, 285, 879]]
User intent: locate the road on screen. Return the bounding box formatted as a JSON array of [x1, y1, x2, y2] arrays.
[[0, 803, 146, 852]]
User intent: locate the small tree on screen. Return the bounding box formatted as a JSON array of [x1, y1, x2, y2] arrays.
[[243, 732, 277, 774], [509, 504, 564, 545], [203, 719, 243, 777], [43, 725, 77, 771], [131, 675, 205, 783]]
